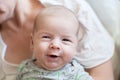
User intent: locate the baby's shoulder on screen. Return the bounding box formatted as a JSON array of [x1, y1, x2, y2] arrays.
[[18, 59, 34, 72]]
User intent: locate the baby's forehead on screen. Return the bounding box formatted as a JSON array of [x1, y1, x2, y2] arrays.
[[36, 6, 78, 21], [34, 6, 80, 32]]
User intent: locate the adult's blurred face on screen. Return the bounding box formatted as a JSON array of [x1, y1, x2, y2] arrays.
[[0, 0, 17, 23]]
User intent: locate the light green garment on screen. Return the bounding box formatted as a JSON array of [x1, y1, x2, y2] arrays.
[[17, 59, 93, 80]]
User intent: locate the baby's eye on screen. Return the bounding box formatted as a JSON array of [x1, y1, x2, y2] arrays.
[[62, 38, 71, 42], [42, 36, 50, 39]]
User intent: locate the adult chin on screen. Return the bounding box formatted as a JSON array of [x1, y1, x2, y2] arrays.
[[0, 5, 9, 24]]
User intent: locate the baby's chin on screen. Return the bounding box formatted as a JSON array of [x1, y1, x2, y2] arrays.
[[39, 63, 65, 71], [34, 59, 65, 71], [42, 65, 64, 71]]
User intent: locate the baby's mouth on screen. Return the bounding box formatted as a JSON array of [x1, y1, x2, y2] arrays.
[[49, 55, 59, 58], [46, 54, 60, 61]]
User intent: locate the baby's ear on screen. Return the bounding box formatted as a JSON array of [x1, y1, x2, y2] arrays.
[[30, 33, 34, 50]]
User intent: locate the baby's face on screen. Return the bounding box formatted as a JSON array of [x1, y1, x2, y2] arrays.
[[31, 16, 79, 70], [0, 0, 16, 23]]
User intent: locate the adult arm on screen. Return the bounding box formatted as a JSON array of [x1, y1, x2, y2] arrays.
[[86, 60, 114, 80]]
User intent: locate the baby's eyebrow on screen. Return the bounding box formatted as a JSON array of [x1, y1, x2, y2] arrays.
[[37, 31, 48, 35], [62, 34, 76, 38]]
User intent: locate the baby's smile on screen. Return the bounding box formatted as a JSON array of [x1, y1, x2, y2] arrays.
[[46, 54, 60, 62]]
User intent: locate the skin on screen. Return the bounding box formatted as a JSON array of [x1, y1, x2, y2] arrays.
[[0, 0, 114, 80], [0, 0, 44, 64], [86, 60, 114, 80], [0, 0, 16, 23], [31, 13, 79, 70]]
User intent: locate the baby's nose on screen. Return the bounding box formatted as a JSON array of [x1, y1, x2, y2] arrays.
[[49, 40, 61, 50]]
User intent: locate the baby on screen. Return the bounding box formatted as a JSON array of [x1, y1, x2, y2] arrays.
[[17, 6, 93, 80]]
